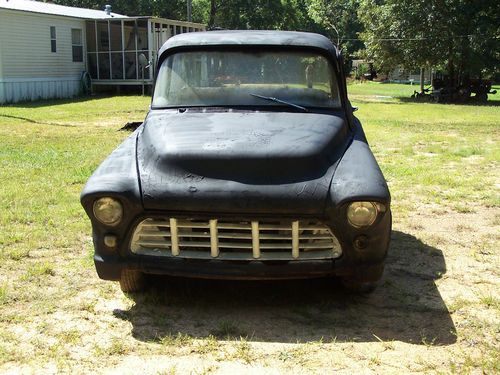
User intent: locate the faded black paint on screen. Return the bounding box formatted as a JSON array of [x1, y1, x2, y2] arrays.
[[80, 31, 391, 283], [137, 110, 349, 214]]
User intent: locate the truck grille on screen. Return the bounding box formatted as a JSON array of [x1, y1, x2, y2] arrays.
[[130, 218, 342, 260]]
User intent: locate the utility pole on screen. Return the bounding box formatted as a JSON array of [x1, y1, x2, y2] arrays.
[[187, 0, 192, 22]]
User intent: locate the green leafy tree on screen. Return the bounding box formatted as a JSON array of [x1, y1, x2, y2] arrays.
[[308, 0, 365, 68], [358, 0, 500, 87], [193, 0, 318, 31]]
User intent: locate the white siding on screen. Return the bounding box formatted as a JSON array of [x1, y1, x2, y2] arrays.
[[0, 29, 3, 101], [0, 9, 86, 103]]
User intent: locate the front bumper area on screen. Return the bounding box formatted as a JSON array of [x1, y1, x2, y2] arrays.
[[94, 253, 385, 281], [95, 254, 337, 280]]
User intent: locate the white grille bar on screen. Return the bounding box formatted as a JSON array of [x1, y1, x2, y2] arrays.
[[170, 218, 180, 256], [210, 219, 219, 257], [251, 221, 260, 259], [291, 220, 299, 259]]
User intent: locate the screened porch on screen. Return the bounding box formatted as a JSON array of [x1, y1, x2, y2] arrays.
[[85, 17, 205, 85]]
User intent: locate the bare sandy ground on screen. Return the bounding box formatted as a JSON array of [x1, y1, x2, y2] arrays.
[[1, 205, 498, 374]]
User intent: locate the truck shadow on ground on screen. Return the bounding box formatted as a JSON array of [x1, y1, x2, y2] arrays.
[[114, 230, 456, 345]]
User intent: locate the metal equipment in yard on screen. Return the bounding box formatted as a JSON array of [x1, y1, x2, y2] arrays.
[[412, 72, 497, 103]]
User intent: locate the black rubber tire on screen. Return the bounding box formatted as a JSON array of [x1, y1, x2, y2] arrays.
[[475, 93, 487, 103], [119, 269, 146, 293], [341, 278, 378, 294]]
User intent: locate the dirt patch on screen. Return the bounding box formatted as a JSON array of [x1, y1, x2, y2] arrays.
[[1, 205, 498, 373], [120, 122, 143, 132]]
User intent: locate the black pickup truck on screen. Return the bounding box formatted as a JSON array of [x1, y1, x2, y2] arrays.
[[81, 31, 391, 293]]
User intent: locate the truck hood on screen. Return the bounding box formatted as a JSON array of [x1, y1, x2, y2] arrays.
[[137, 110, 350, 215]]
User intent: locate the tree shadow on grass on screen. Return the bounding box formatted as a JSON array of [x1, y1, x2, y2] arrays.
[[2, 93, 148, 109], [114, 230, 456, 345], [352, 96, 500, 107], [396, 96, 500, 106], [0, 113, 77, 127], [2, 95, 104, 109]]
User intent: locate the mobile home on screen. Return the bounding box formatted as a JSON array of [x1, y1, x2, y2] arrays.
[[0, 0, 205, 103]]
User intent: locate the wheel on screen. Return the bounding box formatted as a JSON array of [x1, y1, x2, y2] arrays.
[[474, 93, 487, 103], [341, 278, 378, 294], [119, 269, 146, 293]]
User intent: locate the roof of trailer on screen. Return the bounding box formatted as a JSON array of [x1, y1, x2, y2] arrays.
[[0, 0, 126, 19], [0, 0, 207, 26], [158, 30, 339, 57]]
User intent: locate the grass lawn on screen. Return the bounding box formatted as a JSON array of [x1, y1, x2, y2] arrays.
[[348, 81, 421, 98], [0, 85, 498, 373]]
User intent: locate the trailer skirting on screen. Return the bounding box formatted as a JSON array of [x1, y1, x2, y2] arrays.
[[0, 77, 81, 104]]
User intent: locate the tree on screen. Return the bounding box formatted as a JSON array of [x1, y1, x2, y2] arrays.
[[308, 0, 365, 69], [358, 0, 500, 91], [193, 0, 318, 31]]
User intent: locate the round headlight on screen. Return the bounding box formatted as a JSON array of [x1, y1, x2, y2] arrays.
[[93, 197, 123, 226], [347, 202, 378, 228]]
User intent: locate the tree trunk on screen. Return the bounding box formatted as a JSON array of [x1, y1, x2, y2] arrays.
[[420, 67, 425, 93], [448, 41, 455, 89], [187, 0, 192, 22], [208, 0, 217, 29]]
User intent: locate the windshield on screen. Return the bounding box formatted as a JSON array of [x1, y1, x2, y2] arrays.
[[152, 50, 341, 109]]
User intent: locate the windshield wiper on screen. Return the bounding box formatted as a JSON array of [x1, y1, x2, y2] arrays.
[[249, 93, 309, 112]]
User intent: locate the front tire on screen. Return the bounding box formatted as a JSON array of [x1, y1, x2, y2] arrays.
[[119, 269, 145, 293]]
